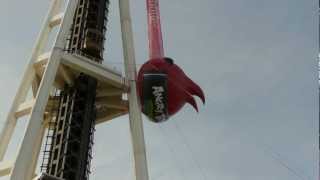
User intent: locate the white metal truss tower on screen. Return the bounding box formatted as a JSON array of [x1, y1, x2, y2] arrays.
[[0, 0, 149, 180]]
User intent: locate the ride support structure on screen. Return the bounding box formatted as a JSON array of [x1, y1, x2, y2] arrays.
[[0, 0, 149, 180]]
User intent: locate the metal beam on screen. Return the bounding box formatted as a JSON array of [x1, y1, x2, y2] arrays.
[[15, 99, 36, 118], [34, 53, 74, 87], [9, 0, 79, 179], [0, 0, 62, 161], [28, 123, 46, 180], [119, 0, 149, 179], [0, 160, 13, 177], [61, 54, 128, 89], [49, 12, 64, 28], [57, 65, 74, 85], [34, 52, 50, 68], [14, 96, 59, 119], [32, 75, 41, 97]]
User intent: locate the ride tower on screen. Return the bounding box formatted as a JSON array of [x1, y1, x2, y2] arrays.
[[0, 0, 149, 180]]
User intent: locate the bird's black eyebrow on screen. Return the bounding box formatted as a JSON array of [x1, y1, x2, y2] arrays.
[[164, 57, 174, 65]]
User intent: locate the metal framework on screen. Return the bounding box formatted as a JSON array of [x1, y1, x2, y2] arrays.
[[41, 1, 110, 179], [0, 0, 149, 180]]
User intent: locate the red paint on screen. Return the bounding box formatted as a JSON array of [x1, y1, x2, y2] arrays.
[[137, 58, 205, 117], [137, 0, 205, 120], [146, 0, 164, 59]]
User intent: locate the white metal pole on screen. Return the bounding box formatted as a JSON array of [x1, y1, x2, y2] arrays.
[[10, 0, 79, 179], [26, 124, 46, 180], [0, 0, 62, 161], [118, 0, 149, 180]]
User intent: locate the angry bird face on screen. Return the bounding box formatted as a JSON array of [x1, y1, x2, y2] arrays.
[[137, 57, 205, 122]]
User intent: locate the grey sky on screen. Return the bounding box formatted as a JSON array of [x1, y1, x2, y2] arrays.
[[0, 0, 317, 180]]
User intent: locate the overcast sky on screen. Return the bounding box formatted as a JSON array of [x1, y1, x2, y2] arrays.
[[0, 0, 317, 180]]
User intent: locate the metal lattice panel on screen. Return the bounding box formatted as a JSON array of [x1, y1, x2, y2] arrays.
[[42, 0, 110, 179]]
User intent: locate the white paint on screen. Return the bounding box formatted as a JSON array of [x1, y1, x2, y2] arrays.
[[119, 0, 150, 179]]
